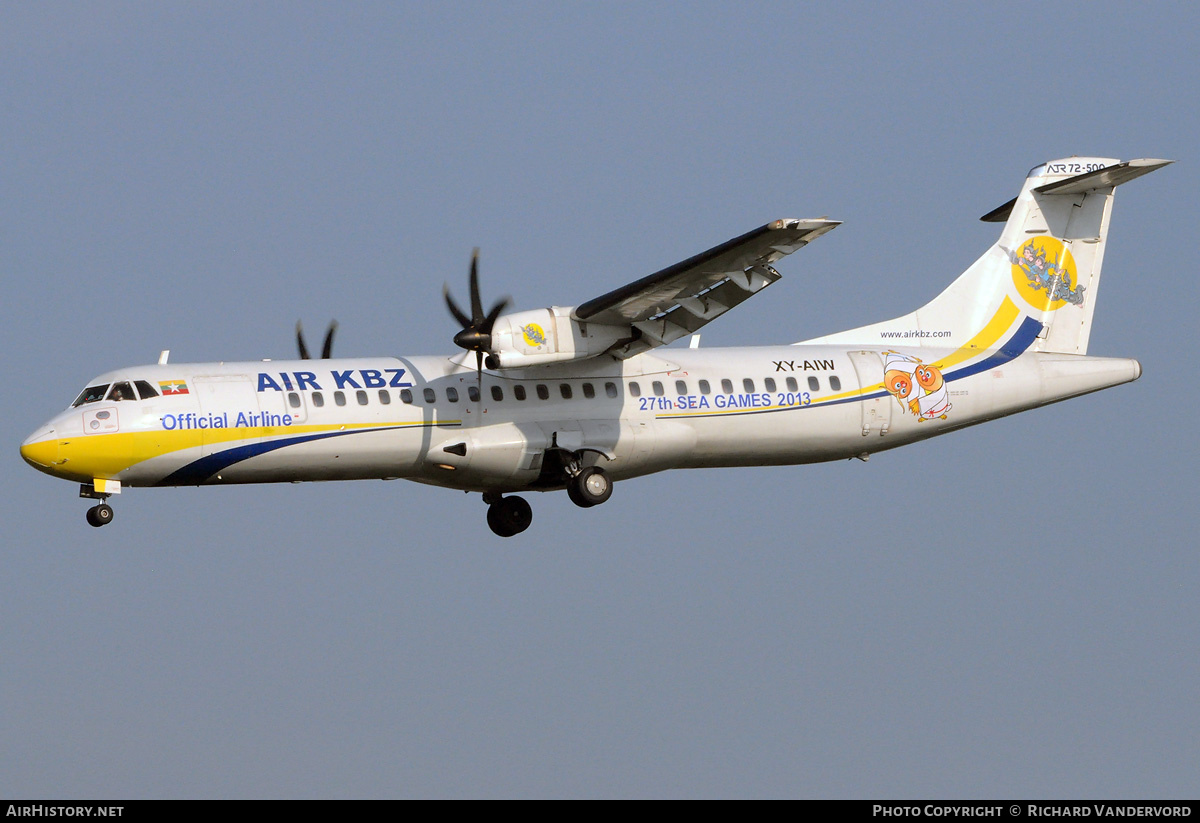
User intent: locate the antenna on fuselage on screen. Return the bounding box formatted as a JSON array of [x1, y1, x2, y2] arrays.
[[158, 350, 170, 365]]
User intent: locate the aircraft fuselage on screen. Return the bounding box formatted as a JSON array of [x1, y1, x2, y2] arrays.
[[21, 343, 1139, 496]]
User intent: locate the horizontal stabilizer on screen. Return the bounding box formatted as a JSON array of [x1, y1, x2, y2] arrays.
[[980, 158, 1172, 222], [1033, 158, 1172, 195]]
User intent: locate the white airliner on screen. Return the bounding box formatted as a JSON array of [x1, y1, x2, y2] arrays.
[[21, 157, 1168, 536]]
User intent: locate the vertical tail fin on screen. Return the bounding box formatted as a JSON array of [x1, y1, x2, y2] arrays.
[[799, 157, 1170, 355]]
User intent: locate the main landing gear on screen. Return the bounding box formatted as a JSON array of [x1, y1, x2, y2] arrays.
[[567, 466, 612, 508], [484, 493, 533, 538], [481, 464, 615, 538]]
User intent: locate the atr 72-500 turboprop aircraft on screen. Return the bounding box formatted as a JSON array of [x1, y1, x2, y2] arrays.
[[21, 157, 1168, 536]]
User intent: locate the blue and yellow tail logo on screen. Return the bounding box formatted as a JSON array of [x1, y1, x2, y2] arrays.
[[1009, 237, 1085, 311]]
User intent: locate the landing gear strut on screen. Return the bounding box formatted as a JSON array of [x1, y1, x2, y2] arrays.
[[485, 494, 533, 538]]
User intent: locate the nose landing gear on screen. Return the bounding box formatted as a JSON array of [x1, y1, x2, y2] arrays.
[[85, 503, 114, 528], [79, 482, 115, 528]]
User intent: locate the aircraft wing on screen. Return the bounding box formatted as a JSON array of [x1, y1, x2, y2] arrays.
[[574, 218, 839, 358]]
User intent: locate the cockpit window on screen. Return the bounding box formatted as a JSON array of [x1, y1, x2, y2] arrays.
[[134, 380, 160, 399], [72, 384, 111, 407], [106, 382, 135, 402]]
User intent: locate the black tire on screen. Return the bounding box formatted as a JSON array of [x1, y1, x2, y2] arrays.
[[566, 478, 592, 508], [86, 504, 113, 527], [487, 496, 532, 537], [568, 466, 612, 508]]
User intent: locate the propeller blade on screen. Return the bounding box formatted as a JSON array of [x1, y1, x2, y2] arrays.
[[296, 321, 311, 360], [444, 285, 472, 329], [321, 320, 338, 359], [482, 297, 511, 334], [447, 247, 506, 387], [468, 248, 483, 324]]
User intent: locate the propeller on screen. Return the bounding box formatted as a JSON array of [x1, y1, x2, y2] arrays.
[[444, 249, 509, 385], [296, 320, 338, 360]]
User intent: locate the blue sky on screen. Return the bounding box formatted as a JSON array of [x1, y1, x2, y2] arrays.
[[2, 2, 1196, 798]]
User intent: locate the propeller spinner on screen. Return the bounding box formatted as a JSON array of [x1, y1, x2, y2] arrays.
[[444, 249, 509, 381]]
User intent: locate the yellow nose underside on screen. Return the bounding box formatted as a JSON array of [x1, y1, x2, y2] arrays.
[[19, 438, 59, 469]]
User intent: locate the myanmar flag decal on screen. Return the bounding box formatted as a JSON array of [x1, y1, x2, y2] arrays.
[[159, 380, 190, 395]]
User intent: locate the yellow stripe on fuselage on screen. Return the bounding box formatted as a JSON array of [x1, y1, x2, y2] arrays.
[[655, 297, 1023, 418], [51, 419, 458, 481]]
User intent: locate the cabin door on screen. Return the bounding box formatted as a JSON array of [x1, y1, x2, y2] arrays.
[[193, 375, 261, 456], [848, 351, 893, 438]]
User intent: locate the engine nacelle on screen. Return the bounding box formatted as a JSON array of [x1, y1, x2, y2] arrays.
[[488, 307, 628, 369]]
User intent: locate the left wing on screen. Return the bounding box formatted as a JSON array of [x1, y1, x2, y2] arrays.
[[574, 218, 839, 358]]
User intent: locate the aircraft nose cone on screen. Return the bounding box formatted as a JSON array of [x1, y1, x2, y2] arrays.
[[20, 427, 59, 470]]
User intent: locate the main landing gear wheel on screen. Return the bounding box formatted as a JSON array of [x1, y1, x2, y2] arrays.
[[86, 503, 114, 528], [486, 495, 533, 537], [567, 466, 613, 508]]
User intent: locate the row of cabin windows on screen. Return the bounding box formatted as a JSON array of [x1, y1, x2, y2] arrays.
[[627, 375, 841, 397], [75, 373, 846, 412], [283, 374, 843, 410], [413, 381, 623, 405]]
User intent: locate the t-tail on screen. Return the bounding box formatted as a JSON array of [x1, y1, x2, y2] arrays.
[[800, 157, 1171, 355]]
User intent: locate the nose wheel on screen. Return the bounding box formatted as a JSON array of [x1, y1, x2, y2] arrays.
[[485, 494, 533, 537], [85, 503, 114, 528]]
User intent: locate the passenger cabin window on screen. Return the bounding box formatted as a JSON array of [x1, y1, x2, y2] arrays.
[[134, 380, 159, 399], [356, 390, 368, 405], [605, 382, 618, 398], [582, 383, 595, 399], [422, 388, 435, 404], [675, 380, 687, 395], [559, 384, 572, 399], [335, 391, 347, 407], [378, 389, 391, 404], [699, 380, 710, 395], [514, 385, 527, 401], [73, 385, 111, 406], [491, 386, 503, 402], [446, 387, 459, 403], [468, 386, 480, 402], [743, 378, 755, 393], [312, 391, 325, 407], [764, 378, 776, 393], [400, 389, 413, 404], [107, 382, 134, 402], [721, 379, 733, 394], [536, 384, 549, 400], [288, 392, 301, 408], [786, 377, 798, 392], [652, 381, 664, 397], [830, 376, 842, 391], [808, 376, 819, 392], [629, 382, 641, 397]]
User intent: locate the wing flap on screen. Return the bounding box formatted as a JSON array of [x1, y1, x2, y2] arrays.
[[575, 218, 839, 358]]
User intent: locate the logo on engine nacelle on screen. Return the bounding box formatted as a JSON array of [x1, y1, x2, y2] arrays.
[[521, 323, 547, 347]]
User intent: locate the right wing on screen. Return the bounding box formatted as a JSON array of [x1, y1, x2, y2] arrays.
[[574, 218, 840, 359]]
